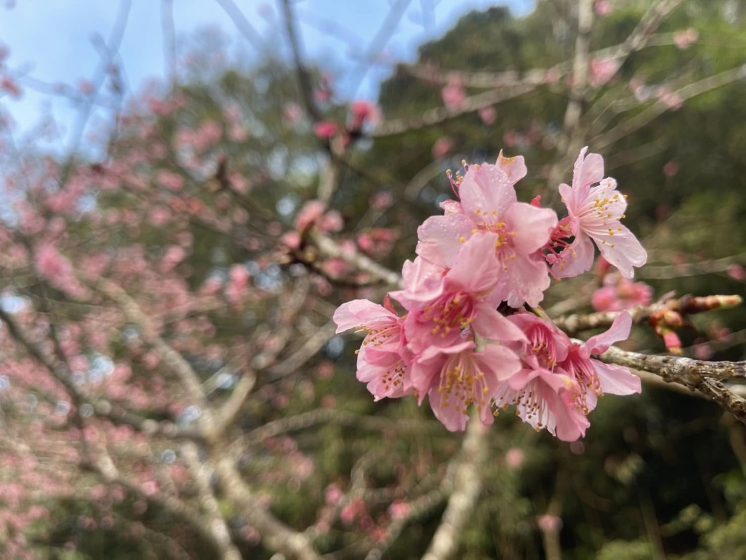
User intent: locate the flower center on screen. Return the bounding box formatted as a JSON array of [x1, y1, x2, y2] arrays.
[[423, 291, 476, 336], [438, 354, 489, 414]]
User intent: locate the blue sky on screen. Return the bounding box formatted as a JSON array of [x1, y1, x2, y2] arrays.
[[0, 0, 533, 153]]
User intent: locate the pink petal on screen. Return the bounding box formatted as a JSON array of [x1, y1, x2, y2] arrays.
[[508, 367, 543, 390], [551, 232, 595, 279], [446, 232, 500, 294], [472, 304, 527, 344], [585, 312, 632, 355], [333, 299, 395, 333], [390, 257, 445, 309], [416, 213, 473, 268], [572, 147, 604, 195], [558, 182, 579, 216], [459, 163, 517, 224], [591, 360, 641, 395], [537, 370, 578, 394], [505, 202, 558, 255], [477, 344, 522, 383], [552, 392, 591, 441], [500, 253, 551, 308], [592, 225, 647, 278], [496, 151, 527, 183], [428, 387, 469, 431], [410, 341, 473, 402]]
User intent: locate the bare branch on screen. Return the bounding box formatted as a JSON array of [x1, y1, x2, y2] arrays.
[[160, 0, 177, 86], [90, 278, 212, 422], [280, 0, 323, 122], [553, 294, 742, 336], [215, 0, 266, 52], [593, 63, 746, 150], [421, 419, 487, 560], [546, 0, 594, 189], [309, 229, 402, 287], [601, 346, 746, 422], [182, 443, 243, 560], [371, 84, 537, 138], [639, 252, 746, 279], [215, 458, 323, 560]]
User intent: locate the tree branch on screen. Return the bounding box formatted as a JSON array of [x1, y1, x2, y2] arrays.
[[421, 419, 487, 560]]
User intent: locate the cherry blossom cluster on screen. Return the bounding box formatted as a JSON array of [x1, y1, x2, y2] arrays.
[[334, 147, 647, 441]]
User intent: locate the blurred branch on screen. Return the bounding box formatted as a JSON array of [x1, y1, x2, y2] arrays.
[[181, 443, 242, 560], [90, 453, 233, 559], [215, 0, 266, 52], [268, 321, 336, 380], [371, 84, 537, 138], [90, 278, 212, 424], [216, 457, 323, 560], [553, 294, 742, 335], [593, 63, 746, 150], [602, 0, 683, 79], [0, 305, 196, 439], [421, 419, 487, 560], [346, 0, 412, 96], [309, 229, 402, 287], [160, 0, 176, 86], [65, 0, 132, 159], [639, 252, 746, 279], [546, 0, 594, 189], [364, 486, 448, 560], [280, 0, 322, 122], [232, 408, 434, 454]]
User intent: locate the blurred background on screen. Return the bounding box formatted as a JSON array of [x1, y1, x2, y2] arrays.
[[1, 0, 746, 558]]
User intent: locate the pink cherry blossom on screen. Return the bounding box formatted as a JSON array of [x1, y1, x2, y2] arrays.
[[432, 136, 455, 159], [411, 340, 521, 431], [417, 153, 557, 307], [394, 234, 525, 352], [478, 106, 497, 125], [441, 78, 466, 111], [589, 57, 620, 87], [674, 27, 699, 50], [552, 147, 647, 279], [560, 313, 641, 412], [592, 274, 653, 311], [594, 0, 613, 17], [497, 312, 590, 441], [505, 447, 525, 470], [314, 121, 339, 140], [333, 298, 412, 400], [349, 101, 381, 130]]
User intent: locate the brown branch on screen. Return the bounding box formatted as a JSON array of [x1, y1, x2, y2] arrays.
[[546, 0, 594, 190], [553, 294, 742, 335], [601, 346, 746, 423], [215, 458, 323, 560], [181, 443, 242, 560], [309, 229, 402, 287], [639, 253, 746, 279], [90, 278, 211, 419], [90, 454, 232, 559], [593, 63, 746, 150], [280, 0, 322, 122], [268, 321, 337, 380], [370, 84, 536, 139], [602, 346, 746, 383], [421, 419, 487, 560]]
